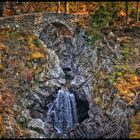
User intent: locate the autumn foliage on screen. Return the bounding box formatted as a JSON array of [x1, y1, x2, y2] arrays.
[[0, 89, 15, 137], [0, 27, 50, 137], [114, 74, 140, 103], [129, 111, 140, 138]]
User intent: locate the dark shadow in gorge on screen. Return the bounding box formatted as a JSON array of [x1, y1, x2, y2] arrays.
[[63, 67, 74, 81], [68, 88, 90, 123], [76, 98, 89, 123]]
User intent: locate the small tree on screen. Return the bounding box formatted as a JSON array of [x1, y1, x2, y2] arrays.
[[136, 1, 139, 22], [57, 1, 61, 13], [64, 2, 69, 13]]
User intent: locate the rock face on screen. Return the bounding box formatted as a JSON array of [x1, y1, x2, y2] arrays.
[[21, 22, 97, 138], [0, 13, 139, 138], [46, 49, 65, 79], [39, 23, 96, 102], [39, 24, 140, 138], [28, 119, 45, 134]]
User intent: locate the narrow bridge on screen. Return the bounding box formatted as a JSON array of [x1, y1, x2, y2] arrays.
[[0, 12, 90, 39]]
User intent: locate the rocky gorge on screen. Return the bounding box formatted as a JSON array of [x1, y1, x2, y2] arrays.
[[0, 13, 140, 138]]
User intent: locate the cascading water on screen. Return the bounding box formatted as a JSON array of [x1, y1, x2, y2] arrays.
[[47, 87, 77, 134]]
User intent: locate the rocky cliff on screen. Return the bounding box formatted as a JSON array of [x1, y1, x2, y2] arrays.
[[0, 19, 140, 138]]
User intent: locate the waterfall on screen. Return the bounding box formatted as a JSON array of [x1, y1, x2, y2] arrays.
[[47, 87, 77, 134]]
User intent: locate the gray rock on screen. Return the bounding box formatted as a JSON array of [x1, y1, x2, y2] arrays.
[[43, 122, 57, 138], [58, 78, 66, 85], [28, 130, 45, 138], [70, 75, 86, 87], [24, 99, 35, 109], [21, 109, 31, 120], [28, 118, 45, 134], [45, 79, 61, 87], [47, 49, 65, 79], [33, 87, 51, 97], [30, 110, 44, 120]]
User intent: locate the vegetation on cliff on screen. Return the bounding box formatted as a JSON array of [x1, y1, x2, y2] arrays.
[[0, 1, 140, 138], [0, 28, 49, 138]]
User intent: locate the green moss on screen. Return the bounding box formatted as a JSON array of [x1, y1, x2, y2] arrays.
[[120, 43, 132, 61], [17, 116, 27, 128], [110, 62, 135, 84], [32, 38, 41, 48]]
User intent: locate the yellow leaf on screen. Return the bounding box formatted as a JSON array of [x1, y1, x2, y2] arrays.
[[31, 52, 45, 59], [28, 43, 36, 50]]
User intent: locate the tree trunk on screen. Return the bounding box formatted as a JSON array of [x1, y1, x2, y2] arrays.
[[0, 2, 4, 17], [57, 1, 61, 13], [125, 1, 128, 24], [64, 2, 69, 13], [136, 2, 139, 22]]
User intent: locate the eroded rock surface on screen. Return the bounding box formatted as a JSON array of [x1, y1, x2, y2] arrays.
[[0, 13, 139, 138]]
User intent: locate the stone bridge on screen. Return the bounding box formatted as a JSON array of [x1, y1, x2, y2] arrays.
[[0, 12, 90, 39]]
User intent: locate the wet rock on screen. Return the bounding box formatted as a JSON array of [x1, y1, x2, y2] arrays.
[[33, 87, 51, 97], [61, 123, 87, 138], [28, 130, 45, 138], [28, 118, 45, 134], [45, 79, 61, 87], [43, 122, 57, 138], [58, 78, 66, 85]]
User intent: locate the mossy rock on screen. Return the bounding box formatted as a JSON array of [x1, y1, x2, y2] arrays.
[[17, 115, 27, 128]]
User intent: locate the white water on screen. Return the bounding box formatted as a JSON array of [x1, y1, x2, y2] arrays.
[[47, 87, 77, 134]]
